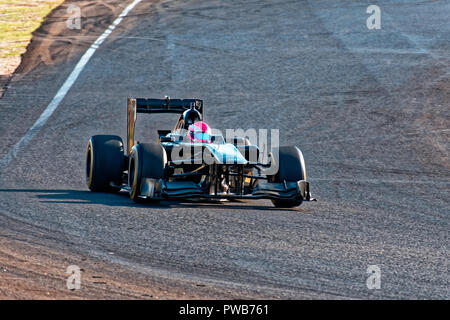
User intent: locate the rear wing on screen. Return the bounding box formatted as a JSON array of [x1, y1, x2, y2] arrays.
[[133, 98, 203, 114], [127, 97, 203, 154]]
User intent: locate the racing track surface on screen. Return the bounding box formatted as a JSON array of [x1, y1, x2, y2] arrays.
[[0, 0, 449, 299]]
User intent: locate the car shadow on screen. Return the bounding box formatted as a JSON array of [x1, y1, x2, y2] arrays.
[[0, 188, 309, 212]]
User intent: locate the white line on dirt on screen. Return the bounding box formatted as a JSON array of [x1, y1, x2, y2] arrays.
[[0, 0, 143, 170]]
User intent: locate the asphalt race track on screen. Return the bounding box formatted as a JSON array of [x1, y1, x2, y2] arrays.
[[0, 0, 448, 299]]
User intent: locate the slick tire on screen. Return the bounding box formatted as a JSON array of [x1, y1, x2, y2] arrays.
[[86, 135, 124, 192], [128, 143, 166, 203], [268, 146, 306, 208]]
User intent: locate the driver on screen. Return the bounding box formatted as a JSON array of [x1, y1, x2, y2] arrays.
[[188, 121, 212, 143]]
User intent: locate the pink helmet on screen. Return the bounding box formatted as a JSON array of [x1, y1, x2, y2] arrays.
[[188, 121, 212, 143]]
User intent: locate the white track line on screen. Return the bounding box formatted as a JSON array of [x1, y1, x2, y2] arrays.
[[0, 0, 143, 170]]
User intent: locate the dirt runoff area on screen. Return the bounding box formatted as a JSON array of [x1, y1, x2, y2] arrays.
[[0, 214, 237, 299], [0, 0, 66, 76]]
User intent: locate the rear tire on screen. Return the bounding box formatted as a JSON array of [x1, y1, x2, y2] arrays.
[[268, 146, 306, 208], [86, 135, 124, 192], [129, 143, 166, 203]]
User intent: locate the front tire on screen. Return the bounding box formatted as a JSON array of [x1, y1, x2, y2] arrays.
[[86, 135, 124, 192], [268, 146, 306, 208], [129, 143, 166, 203]]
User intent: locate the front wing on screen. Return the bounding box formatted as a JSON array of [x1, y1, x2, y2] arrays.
[[138, 179, 315, 202]]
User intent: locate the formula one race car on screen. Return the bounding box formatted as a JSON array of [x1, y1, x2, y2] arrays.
[[85, 97, 315, 207]]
